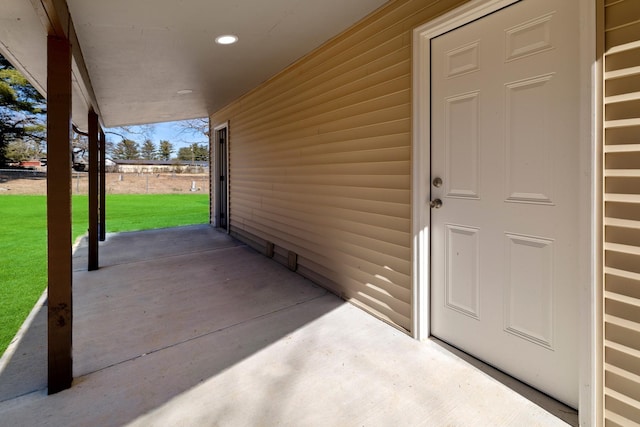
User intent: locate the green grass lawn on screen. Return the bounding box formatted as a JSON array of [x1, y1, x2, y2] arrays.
[[0, 194, 209, 357]]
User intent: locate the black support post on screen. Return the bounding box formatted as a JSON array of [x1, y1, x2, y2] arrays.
[[99, 129, 106, 241], [88, 110, 99, 270], [46, 34, 73, 394]]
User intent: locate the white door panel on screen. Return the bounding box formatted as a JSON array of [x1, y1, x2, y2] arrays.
[[430, 0, 579, 407]]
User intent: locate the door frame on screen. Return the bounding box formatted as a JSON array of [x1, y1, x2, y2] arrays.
[[410, 0, 600, 423], [212, 121, 230, 233]]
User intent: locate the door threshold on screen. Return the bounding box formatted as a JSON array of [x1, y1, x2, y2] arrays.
[[430, 337, 578, 427]]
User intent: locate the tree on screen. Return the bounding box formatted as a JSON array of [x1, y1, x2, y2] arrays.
[[0, 54, 46, 166], [104, 125, 152, 159], [103, 140, 115, 159], [4, 139, 41, 163], [158, 140, 174, 161], [112, 138, 140, 160], [177, 143, 208, 162], [140, 139, 157, 160], [176, 118, 209, 138], [175, 118, 209, 161], [71, 131, 89, 170]]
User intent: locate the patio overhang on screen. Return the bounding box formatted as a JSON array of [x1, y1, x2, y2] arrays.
[[2, 0, 391, 129], [1, 0, 394, 395], [1, 0, 98, 131]]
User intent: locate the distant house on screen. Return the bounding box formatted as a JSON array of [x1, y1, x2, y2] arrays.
[[112, 159, 209, 174], [18, 160, 42, 169]]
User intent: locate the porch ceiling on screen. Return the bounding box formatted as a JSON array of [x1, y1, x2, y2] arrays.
[[0, 0, 389, 129]]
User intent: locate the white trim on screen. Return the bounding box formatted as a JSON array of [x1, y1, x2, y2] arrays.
[[212, 121, 228, 131], [580, 0, 602, 424], [411, 0, 597, 424], [212, 121, 230, 233]]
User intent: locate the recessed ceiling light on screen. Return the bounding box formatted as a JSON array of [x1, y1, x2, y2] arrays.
[[177, 89, 193, 95], [215, 35, 238, 45]]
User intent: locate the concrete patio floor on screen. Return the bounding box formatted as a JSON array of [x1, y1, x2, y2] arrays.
[[0, 225, 577, 426]]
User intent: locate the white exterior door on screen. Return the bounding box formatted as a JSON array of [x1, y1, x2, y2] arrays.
[[430, 0, 579, 407]]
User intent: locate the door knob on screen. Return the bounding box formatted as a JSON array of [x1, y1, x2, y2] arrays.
[[432, 177, 443, 188], [430, 198, 443, 209]]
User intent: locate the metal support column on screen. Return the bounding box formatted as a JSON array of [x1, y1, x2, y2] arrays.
[[99, 129, 106, 241], [88, 110, 99, 270], [46, 35, 73, 394]]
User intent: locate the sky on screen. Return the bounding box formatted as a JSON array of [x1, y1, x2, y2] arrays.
[[104, 119, 208, 150]]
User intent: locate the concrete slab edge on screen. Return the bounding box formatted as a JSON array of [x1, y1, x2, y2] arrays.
[[72, 232, 87, 251]]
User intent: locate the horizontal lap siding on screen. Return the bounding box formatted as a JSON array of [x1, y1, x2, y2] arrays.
[[211, 0, 467, 332], [603, 0, 640, 424]]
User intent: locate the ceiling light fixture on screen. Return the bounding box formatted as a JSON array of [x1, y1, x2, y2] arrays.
[[177, 89, 193, 95], [215, 35, 238, 45]]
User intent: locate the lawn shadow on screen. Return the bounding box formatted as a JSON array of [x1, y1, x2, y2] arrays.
[[0, 225, 345, 426], [0, 293, 47, 402]]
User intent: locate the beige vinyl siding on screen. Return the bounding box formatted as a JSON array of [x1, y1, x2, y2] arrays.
[[211, 0, 468, 332], [603, 0, 640, 424]]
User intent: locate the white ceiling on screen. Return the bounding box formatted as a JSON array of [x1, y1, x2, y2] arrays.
[[0, 0, 389, 129]]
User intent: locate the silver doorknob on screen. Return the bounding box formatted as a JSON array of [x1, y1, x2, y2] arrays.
[[430, 199, 443, 209], [432, 177, 443, 188]]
